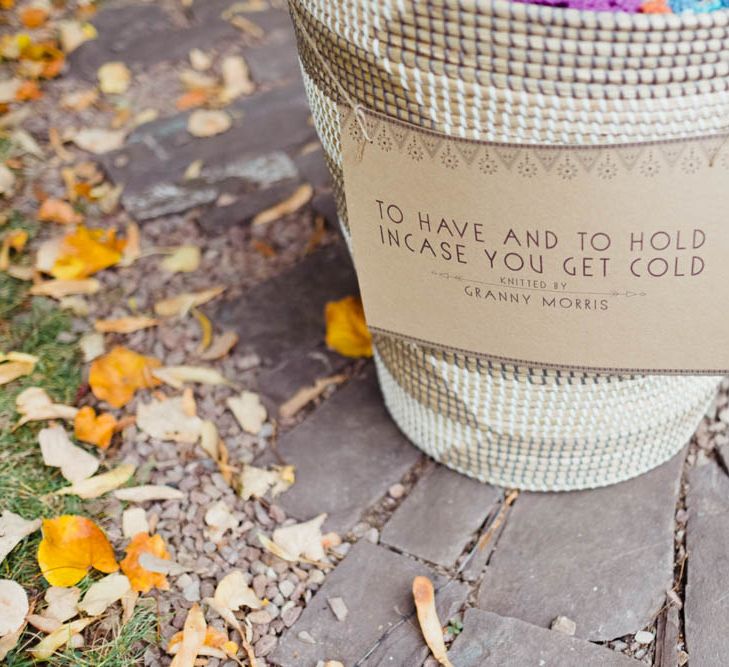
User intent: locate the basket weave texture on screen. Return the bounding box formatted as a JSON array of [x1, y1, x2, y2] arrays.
[[291, 0, 723, 490]]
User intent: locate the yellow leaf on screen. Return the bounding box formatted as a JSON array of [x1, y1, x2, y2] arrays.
[[120, 533, 171, 593], [170, 603, 206, 667], [29, 618, 95, 660], [324, 295, 373, 358], [37, 515, 118, 587], [412, 576, 453, 667], [30, 278, 100, 299], [55, 463, 136, 499], [154, 285, 226, 318], [252, 183, 312, 226], [74, 406, 117, 449], [97, 61, 131, 94], [15, 386, 77, 426], [161, 245, 200, 273], [0, 350, 36, 385], [50, 225, 126, 279], [187, 110, 231, 138], [0, 229, 28, 271], [94, 316, 158, 334], [38, 198, 83, 225], [192, 308, 212, 353], [152, 365, 231, 389], [89, 346, 161, 408]]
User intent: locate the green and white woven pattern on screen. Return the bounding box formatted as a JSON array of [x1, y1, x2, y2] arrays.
[[291, 0, 723, 491]]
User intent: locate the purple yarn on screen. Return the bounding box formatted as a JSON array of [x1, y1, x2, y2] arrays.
[[521, 0, 642, 10]]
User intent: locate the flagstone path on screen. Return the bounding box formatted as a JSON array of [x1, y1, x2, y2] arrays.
[[68, 1, 729, 665]]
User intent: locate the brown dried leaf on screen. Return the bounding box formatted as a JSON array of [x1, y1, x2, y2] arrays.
[[199, 331, 238, 361], [412, 576, 453, 667], [30, 278, 101, 299], [279, 374, 346, 419], [94, 316, 159, 334], [154, 285, 225, 318], [170, 604, 206, 667], [252, 184, 312, 226], [0, 511, 41, 564]]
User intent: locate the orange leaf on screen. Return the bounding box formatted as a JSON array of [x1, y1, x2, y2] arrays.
[[175, 89, 210, 111], [15, 80, 42, 101], [38, 198, 83, 225], [50, 225, 126, 279], [324, 295, 373, 358], [89, 346, 161, 408], [20, 7, 49, 28], [37, 515, 118, 587], [120, 533, 170, 593], [74, 406, 117, 449]]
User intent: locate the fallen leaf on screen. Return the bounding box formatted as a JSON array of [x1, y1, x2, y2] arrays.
[[113, 485, 185, 502], [59, 87, 98, 110], [37, 515, 118, 586], [204, 500, 239, 543], [121, 221, 140, 266], [161, 245, 200, 273], [15, 386, 78, 426], [192, 308, 212, 353], [74, 406, 117, 449], [189, 48, 212, 71], [30, 278, 101, 298], [136, 395, 203, 443], [187, 109, 231, 138], [324, 295, 373, 358], [199, 331, 238, 361], [252, 184, 312, 226], [78, 331, 104, 362], [279, 374, 346, 419], [0, 229, 29, 271], [0, 624, 23, 661], [270, 514, 326, 562], [122, 507, 149, 539], [29, 618, 95, 660], [219, 55, 254, 103], [15, 79, 42, 101], [183, 159, 203, 180], [138, 553, 188, 576], [154, 285, 226, 318], [94, 316, 158, 334], [0, 79, 20, 105], [78, 573, 131, 616], [0, 579, 28, 637], [203, 571, 263, 633], [89, 346, 161, 408], [50, 225, 125, 279], [20, 6, 49, 28], [43, 586, 81, 623], [412, 576, 453, 667], [153, 365, 231, 389], [0, 511, 41, 564], [27, 613, 61, 634], [227, 391, 266, 434], [228, 14, 265, 38], [58, 20, 97, 53], [120, 533, 170, 593], [97, 62, 131, 94], [55, 463, 136, 499], [168, 627, 238, 659], [0, 163, 15, 197], [72, 127, 126, 154], [121, 588, 138, 625], [239, 464, 294, 501], [38, 424, 99, 482], [0, 351, 37, 385], [38, 198, 83, 225], [199, 420, 219, 459], [170, 603, 206, 667]]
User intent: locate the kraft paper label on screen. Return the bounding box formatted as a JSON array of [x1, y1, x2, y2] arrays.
[[340, 107, 729, 373]]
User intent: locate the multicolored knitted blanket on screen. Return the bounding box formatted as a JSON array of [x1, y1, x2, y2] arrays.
[[520, 0, 724, 13]]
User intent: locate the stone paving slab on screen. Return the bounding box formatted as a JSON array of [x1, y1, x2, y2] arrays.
[[448, 609, 640, 666], [684, 459, 729, 666], [257, 367, 422, 533], [380, 464, 501, 568], [477, 450, 686, 641], [215, 241, 358, 407], [270, 540, 461, 667]]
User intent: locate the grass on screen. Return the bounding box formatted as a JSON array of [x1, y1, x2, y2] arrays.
[[0, 222, 155, 665]]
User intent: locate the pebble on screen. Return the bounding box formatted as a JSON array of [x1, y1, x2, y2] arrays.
[[388, 483, 405, 499], [308, 570, 326, 585], [634, 630, 655, 645], [327, 596, 348, 622], [364, 528, 379, 544], [550, 615, 576, 636], [611, 641, 628, 651], [634, 648, 646, 659], [279, 580, 295, 597], [352, 522, 370, 538], [678, 650, 689, 665], [281, 605, 302, 628], [254, 634, 277, 657], [182, 579, 200, 602], [248, 610, 273, 625]]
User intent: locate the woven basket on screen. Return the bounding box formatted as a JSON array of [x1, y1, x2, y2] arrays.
[[289, 0, 723, 491]]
